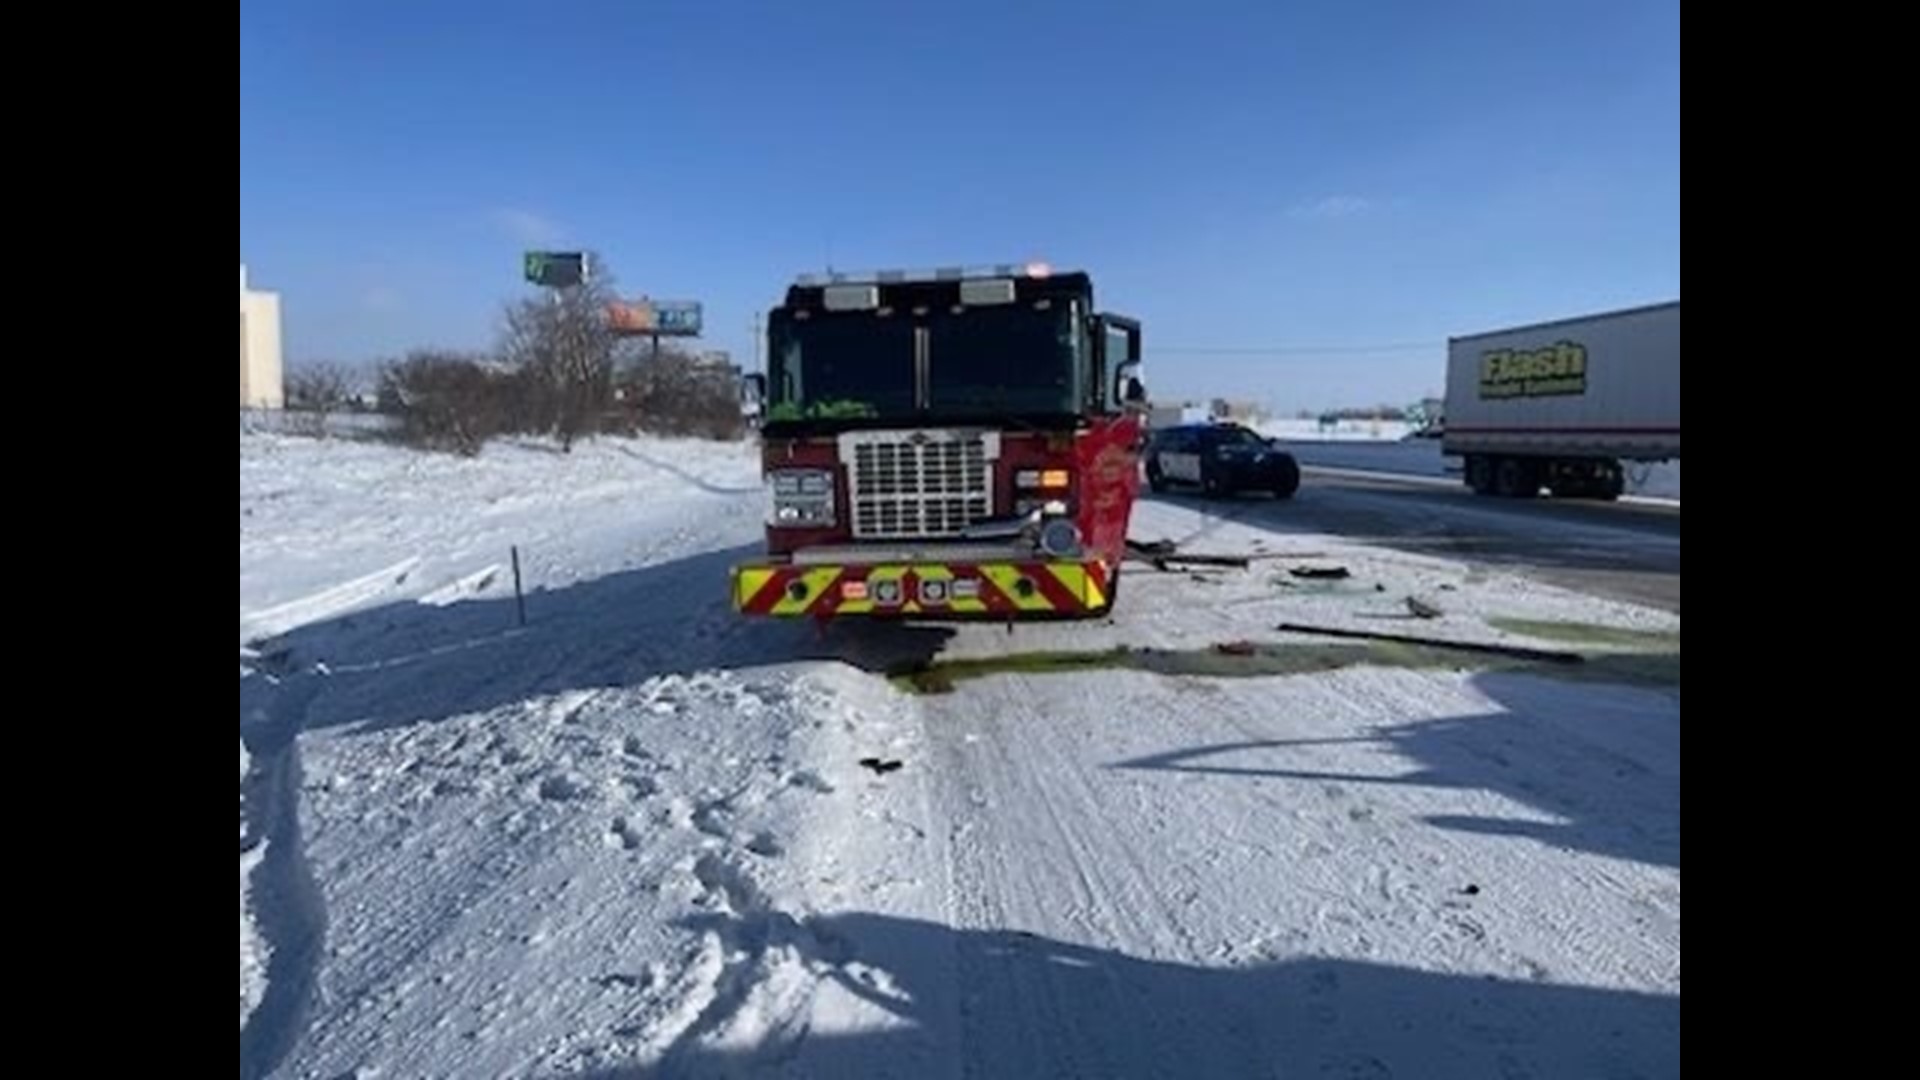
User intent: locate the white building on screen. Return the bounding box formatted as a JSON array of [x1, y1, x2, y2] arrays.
[[240, 265, 284, 409], [1147, 402, 1211, 429], [1209, 398, 1266, 424]]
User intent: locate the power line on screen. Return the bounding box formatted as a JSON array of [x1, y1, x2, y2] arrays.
[[1151, 341, 1440, 356]]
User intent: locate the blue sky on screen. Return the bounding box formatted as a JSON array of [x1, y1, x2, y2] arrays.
[[239, 0, 1678, 412]]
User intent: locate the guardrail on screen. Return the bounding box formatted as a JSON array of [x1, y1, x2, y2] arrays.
[[240, 409, 401, 439]]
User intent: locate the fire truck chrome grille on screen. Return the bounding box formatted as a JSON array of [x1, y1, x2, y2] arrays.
[[837, 430, 1001, 539]]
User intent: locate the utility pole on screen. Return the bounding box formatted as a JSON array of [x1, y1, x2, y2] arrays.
[[750, 313, 764, 375]]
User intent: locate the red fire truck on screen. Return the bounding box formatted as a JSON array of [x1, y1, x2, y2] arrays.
[[732, 264, 1145, 620]]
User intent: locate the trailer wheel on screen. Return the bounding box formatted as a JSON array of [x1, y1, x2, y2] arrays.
[[1550, 460, 1624, 501], [1495, 457, 1538, 498], [1595, 463, 1625, 501]]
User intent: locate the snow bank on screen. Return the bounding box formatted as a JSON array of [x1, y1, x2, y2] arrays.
[[241, 737, 266, 1031]]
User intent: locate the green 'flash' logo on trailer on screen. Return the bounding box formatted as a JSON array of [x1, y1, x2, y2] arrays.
[[1479, 341, 1587, 399]]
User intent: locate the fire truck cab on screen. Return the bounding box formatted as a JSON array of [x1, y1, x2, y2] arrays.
[[732, 263, 1145, 620]]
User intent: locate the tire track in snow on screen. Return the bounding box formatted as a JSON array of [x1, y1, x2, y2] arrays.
[[241, 515, 771, 1060], [239, 668, 330, 1080], [928, 683, 1256, 1078], [1150, 668, 1678, 988], [271, 670, 835, 1079], [287, 690, 623, 1070]]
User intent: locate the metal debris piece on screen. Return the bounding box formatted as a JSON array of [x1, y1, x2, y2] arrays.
[[1159, 553, 1251, 569], [1406, 596, 1445, 620], [1275, 622, 1584, 664]]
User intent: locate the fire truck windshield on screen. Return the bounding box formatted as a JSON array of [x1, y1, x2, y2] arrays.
[[768, 314, 915, 420], [767, 305, 1080, 423], [928, 304, 1079, 415]]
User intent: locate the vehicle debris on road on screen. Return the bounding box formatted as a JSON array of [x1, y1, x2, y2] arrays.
[[1275, 621, 1585, 664], [1406, 596, 1445, 620]]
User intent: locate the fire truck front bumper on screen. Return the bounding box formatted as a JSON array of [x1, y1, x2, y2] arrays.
[[731, 544, 1116, 618]]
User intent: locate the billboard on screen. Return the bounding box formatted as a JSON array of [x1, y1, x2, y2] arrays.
[[523, 251, 586, 288], [607, 299, 703, 337]]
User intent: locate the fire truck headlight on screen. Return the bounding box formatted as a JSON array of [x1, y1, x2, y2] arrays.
[[1016, 497, 1077, 517], [771, 468, 832, 493], [771, 498, 835, 526], [1015, 468, 1073, 490]]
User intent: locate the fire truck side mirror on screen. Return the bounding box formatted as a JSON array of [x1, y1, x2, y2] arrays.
[[1098, 313, 1144, 411], [742, 373, 767, 404]]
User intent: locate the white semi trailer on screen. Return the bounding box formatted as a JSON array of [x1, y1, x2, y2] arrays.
[[1442, 301, 1678, 499]]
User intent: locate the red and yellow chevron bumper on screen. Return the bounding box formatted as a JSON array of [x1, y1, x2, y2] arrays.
[[732, 559, 1114, 618]]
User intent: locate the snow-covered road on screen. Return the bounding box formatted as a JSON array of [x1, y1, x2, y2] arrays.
[[240, 432, 1679, 1079], [1198, 472, 1682, 613], [1271, 436, 1682, 502]]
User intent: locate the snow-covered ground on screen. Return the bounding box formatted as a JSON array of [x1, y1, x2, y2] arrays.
[[241, 431, 1679, 1079]]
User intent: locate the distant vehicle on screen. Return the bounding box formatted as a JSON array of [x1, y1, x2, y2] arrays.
[[1145, 422, 1300, 499], [1443, 301, 1679, 500]]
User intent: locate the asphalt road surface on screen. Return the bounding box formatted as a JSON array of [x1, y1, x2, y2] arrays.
[[1149, 467, 1681, 612]]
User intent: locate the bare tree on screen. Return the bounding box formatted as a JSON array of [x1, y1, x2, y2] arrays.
[[366, 253, 743, 455], [616, 343, 748, 440], [499, 253, 619, 452], [286, 361, 355, 435], [377, 349, 510, 456]]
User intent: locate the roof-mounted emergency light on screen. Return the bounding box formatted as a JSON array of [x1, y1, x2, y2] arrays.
[[821, 283, 880, 311], [795, 263, 1065, 288], [958, 278, 1017, 305]]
